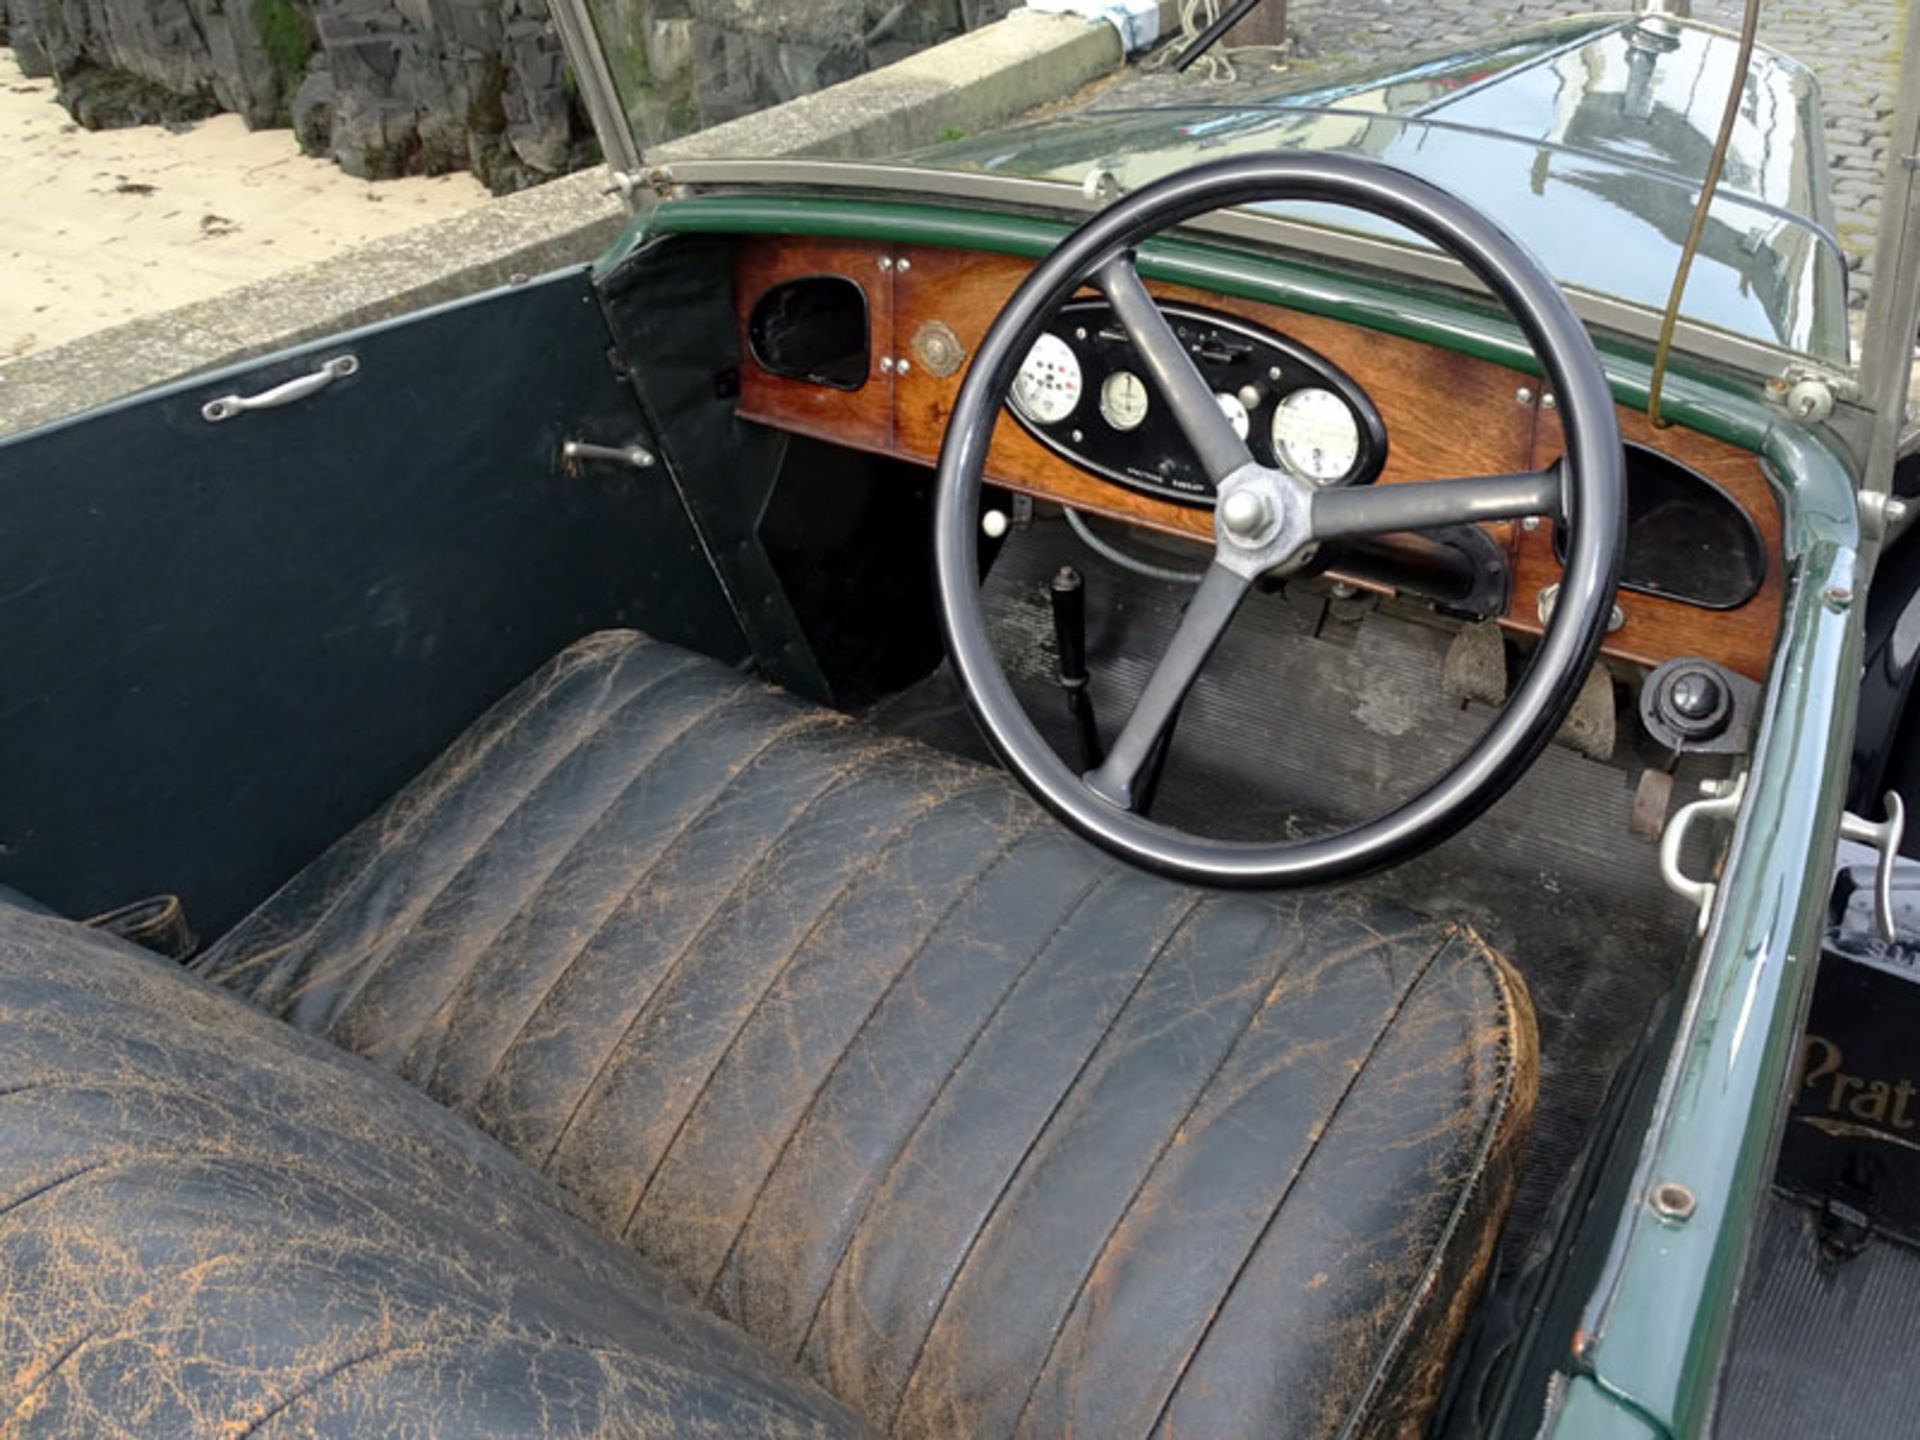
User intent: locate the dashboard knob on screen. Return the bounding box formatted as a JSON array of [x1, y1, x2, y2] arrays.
[[1669, 670, 1721, 720], [982, 509, 1009, 539], [1653, 662, 1731, 740]]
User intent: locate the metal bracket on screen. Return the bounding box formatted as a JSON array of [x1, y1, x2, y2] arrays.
[[1765, 364, 1862, 414], [1660, 771, 1747, 934], [1839, 792, 1907, 944], [1857, 488, 1912, 544], [201, 354, 357, 423]]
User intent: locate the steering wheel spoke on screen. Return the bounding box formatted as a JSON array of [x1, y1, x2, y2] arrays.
[[1094, 255, 1255, 485], [1309, 463, 1565, 544], [1085, 560, 1251, 811]]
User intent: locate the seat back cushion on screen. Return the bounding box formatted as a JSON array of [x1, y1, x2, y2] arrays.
[[0, 905, 871, 1437], [197, 631, 1539, 1439]]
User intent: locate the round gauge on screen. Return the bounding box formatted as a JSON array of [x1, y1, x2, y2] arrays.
[[1214, 391, 1251, 441], [1010, 334, 1083, 425], [1271, 387, 1361, 483], [1099, 370, 1150, 431]]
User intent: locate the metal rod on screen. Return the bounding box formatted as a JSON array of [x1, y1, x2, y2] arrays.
[[1856, 0, 1920, 524], [1646, 0, 1761, 428]]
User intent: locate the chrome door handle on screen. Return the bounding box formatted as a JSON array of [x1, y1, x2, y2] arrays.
[[1839, 792, 1906, 945], [1660, 771, 1747, 935], [201, 354, 358, 423]]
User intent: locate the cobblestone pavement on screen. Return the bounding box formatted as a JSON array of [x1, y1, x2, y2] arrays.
[[1107, 0, 1908, 309]]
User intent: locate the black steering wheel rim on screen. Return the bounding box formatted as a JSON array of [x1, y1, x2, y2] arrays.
[[933, 152, 1625, 887]]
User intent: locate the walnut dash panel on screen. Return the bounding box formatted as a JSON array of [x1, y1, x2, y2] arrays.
[[734, 236, 895, 453], [1522, 404, 1784, 682]]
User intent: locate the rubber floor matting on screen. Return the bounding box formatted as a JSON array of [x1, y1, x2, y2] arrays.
[[1716, 1193, 1920, 1439]]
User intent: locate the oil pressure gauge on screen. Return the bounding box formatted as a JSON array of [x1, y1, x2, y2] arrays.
[[1010, 334, 1082, 425], [1271, 387, 1360, 484], [1099, 371, 1149, 431]]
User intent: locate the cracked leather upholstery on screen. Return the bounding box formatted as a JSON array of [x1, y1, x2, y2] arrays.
[[0, 905, 872, 1437], [193, 630, 1539, 1439]]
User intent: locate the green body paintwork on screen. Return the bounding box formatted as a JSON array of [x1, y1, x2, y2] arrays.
[[622, 185, 1867, 1439]]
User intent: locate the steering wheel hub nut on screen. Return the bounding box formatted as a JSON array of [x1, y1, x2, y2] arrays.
[[1220, 487, 1273, 540], [1215, 465, 1314, 575]]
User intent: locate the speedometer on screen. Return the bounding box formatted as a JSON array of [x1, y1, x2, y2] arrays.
[[1271, 387, 1360, 484], [1010, 334, 1082, 425]]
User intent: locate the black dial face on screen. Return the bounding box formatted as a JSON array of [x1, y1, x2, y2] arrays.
[[1002, 299, 1387, 506]]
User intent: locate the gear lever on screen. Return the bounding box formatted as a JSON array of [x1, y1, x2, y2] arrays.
[[1049, 567, 1104, 773]]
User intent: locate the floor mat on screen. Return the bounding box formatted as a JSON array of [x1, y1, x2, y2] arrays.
[[1716, 1193, 1920, 1439], [870, 516, 1703, 1287]]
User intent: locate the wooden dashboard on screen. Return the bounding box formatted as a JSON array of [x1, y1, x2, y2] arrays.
[[733, 235, 1785, 682]]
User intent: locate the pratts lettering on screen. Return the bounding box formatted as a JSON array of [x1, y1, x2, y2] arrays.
[[1798, 1033, 1919, 1128]]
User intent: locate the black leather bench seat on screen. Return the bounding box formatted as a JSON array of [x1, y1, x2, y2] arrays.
[[3, 630, 1536, 1438], [0, 908, 870, 1438]]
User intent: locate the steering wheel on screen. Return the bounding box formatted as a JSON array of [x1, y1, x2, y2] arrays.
[[933, 153, 1625, 887]]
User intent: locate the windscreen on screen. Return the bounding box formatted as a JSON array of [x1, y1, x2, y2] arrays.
[[581, 0, 1906, 368]]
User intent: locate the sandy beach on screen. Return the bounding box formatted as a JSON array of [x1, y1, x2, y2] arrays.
[[0, 47, 491, 363]]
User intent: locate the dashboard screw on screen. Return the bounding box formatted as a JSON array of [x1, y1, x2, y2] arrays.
[[1522, 516, 1541, 532], [896, 257, 912, 274], [878, 256, 894, 272], [878, 356, 896, 375], [896, 358, 912, 376], [1515, 387, 1534, 405], [1542, 392, 1557, 410]]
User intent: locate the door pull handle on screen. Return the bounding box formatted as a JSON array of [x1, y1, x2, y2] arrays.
[[201, 354, 359, 423]]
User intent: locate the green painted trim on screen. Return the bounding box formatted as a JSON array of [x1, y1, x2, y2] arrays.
[[629, 191, 1783, 454], [1551, 423, 1862, 1440]]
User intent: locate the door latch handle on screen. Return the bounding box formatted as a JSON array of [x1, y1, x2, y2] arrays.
[[1839, 792, 1906, 945], [1660, 771, 1747, 935], [201, 354, 358, 423], [561, 440, 655, 470]]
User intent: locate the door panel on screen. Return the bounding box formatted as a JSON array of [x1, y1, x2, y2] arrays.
[[0, 268, 746, 937]]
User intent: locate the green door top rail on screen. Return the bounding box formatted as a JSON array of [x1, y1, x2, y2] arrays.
[[1548, 420, 1862, 1439]]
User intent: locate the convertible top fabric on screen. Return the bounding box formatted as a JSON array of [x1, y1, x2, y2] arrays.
[[196, 630, 1538, 1438]]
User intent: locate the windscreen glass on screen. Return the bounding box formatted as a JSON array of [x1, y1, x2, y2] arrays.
[[579, 0, 1904, 367]]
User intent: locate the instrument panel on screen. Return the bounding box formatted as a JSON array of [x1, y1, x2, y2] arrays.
[[1004, 300, 1387, 505], [731, 235, 1786, 682]]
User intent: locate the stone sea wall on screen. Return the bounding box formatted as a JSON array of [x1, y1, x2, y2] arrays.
[[0, 0, 1006, 192]]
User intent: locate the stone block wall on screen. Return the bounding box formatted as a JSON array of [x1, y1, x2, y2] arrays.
[[0, 0, 1014, 192]]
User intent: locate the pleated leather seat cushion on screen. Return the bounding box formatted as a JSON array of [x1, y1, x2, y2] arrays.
[[196, 630, 1539, 1439], [0, 905, 871, 1437]]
